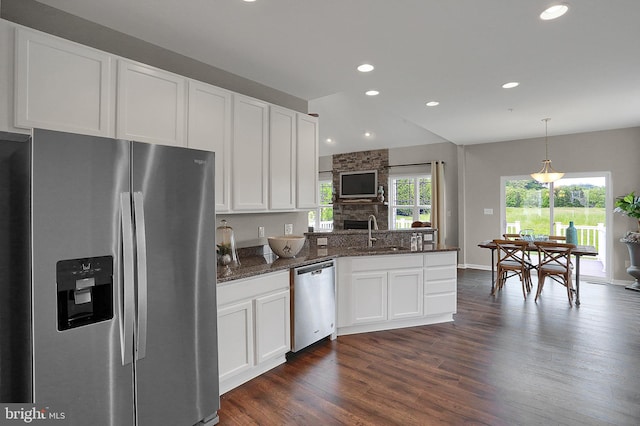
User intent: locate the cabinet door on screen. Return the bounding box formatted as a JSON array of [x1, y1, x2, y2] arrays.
[[269, 106, 296, 210], [187, 81, 232, 212], [117, 60, 186, 146], [296, 113, 319, 209], [255, 290, 291, 364], [351, 271, 387, 324], [389, 269, 424, 320], [232, 94, 269, 211], [217, 300, 254, 381], [15, 28, 113, 136]]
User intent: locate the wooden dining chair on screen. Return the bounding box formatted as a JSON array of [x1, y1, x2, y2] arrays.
[[492, 239, 533, 299], [502, 233, 523, 240], [533, 241, 576, 305], [548, 235, 566, 241]]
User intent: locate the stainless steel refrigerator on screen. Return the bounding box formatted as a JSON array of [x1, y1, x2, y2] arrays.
[[0, 129, 220, 425]]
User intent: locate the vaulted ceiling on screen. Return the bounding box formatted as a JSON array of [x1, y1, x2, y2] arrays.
[[33, 0, 640, 155]]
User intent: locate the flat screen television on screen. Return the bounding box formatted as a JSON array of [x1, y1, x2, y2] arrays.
[[339, 170, 378, 198]]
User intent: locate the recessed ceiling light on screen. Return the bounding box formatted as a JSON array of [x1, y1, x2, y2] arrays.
[[357, 63, 374, 73], [502, 82, 520, 89], [325, 138, 334, 144], [540, 4, 569, 20], [425, 101, 440, 107], [243, 0, 257, 3], [364, 132, 374, 137], [365, 90, 379, 96]]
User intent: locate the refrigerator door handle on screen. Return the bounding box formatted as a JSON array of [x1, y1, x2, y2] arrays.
[[120, 192, 135, 366], [133, 192, 148, 360]]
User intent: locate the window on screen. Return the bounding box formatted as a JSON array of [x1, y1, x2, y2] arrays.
[[308, 179, 333, 230], [389, 174, 431, 229]]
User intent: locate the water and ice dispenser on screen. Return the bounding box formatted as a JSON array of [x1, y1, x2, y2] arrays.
[[56, 256, 114, 331]]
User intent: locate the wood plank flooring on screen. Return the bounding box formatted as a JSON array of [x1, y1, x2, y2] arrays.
[[218, 269, 640, 425]]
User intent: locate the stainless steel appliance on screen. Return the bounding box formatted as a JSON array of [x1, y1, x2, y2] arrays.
[[291, 260, 336, 352], [0, 129, 219, 425]]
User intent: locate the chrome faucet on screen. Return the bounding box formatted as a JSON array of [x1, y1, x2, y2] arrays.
[[368, 215, 379, 247]]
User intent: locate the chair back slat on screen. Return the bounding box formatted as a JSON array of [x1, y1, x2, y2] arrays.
[[493, 239, 529, 264], [502, 233, 523, 240], [534, 241, 575, 271]]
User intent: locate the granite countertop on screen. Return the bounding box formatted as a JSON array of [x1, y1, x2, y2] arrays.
[[217, 244, 458, 283]]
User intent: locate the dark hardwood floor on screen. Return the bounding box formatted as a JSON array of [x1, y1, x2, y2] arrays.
[[218, 269, 640, 425]]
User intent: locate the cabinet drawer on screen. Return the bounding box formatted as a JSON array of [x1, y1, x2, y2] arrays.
[[217, 271, 289, 306], [424, 293, 457, 316], [425, 278, 456, 295], [351, 254, 423, 272], [424, 251, 456, 267], [425, 265, 457, 281]]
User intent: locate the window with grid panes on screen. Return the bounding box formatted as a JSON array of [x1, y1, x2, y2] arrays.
[[389, 175, 431, 229]]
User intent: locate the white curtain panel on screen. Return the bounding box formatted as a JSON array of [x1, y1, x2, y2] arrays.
[[431, 161, 446, 245]]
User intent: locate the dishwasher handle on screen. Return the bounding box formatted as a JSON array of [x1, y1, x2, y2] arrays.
[[295, 261, 334, 276]]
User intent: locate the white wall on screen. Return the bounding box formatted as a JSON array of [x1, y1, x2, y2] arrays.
[[461, 126, 640, 282]]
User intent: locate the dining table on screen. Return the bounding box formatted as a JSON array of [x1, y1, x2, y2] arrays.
[[478, 240, 598, 306]]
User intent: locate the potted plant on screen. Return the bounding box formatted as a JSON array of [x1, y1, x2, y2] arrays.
[[614, 191, 640, 291]]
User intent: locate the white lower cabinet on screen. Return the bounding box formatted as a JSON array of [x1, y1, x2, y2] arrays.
[[255, 290, 291, 364], [337, 252, 456, 335], [217, 271, 290, 394], [351, 271, 388, 324], [389, 269, 424, 320], [217, 300, 254, 382]]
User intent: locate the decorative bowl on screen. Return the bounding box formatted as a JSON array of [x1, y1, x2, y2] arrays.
[[267, 235, 305, 258]]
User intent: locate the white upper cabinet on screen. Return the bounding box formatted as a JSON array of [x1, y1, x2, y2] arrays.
[[187, 81, 232, 212], [269, 106, 296, 210], [14, 28, 113, 137], [116, 60, 186, 146], [296, 113, 319, 209], [11, 26, 319, 214], [232, 94, 269, 211]]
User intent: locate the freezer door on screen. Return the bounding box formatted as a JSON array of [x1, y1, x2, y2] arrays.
[[31, 129, 135, 425], [131, 143, 219, 426]]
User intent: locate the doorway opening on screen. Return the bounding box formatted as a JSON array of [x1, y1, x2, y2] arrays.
[[501, 172, 610, 280]]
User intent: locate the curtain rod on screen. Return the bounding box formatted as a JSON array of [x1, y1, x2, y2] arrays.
[[388, 161, 443, 168], [319, 161, 444, 173]]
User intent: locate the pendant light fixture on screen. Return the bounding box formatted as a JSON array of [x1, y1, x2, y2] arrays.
[[531, 118, 564, 183]]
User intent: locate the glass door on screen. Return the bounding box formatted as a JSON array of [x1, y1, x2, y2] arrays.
[[501, 173, 609, 279]]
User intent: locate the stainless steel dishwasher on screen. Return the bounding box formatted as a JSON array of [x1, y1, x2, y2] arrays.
[[291, 260, 336, 352]]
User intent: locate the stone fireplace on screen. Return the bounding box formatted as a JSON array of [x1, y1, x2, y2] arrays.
[[332, 149, 389, 230]]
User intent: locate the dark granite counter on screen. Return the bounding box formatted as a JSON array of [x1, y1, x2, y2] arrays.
[[217, 244, 458, 283]]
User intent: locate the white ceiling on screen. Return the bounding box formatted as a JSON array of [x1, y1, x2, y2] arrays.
[[35, 0, 640, 156]]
